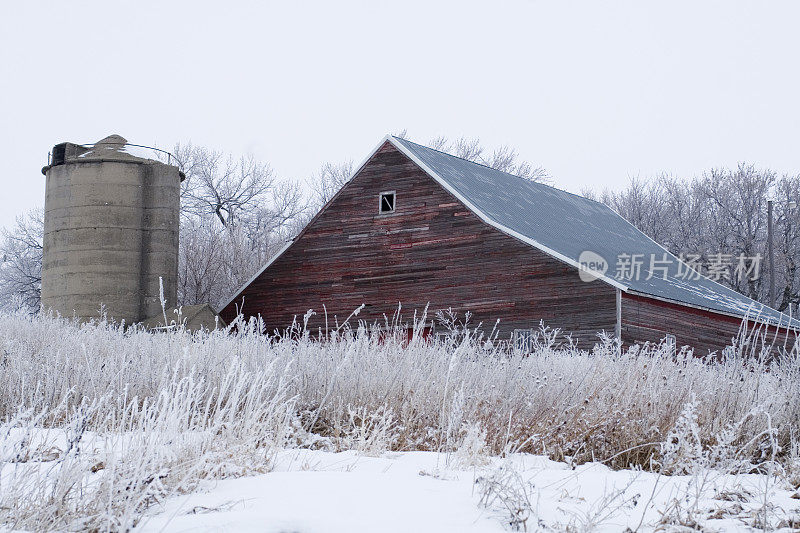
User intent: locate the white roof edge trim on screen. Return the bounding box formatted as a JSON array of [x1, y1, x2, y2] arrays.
[[387, 137, 630, 292], [352, 134, 396, 182], [220, 240, 293, 312], [220, 136, 397, 312]]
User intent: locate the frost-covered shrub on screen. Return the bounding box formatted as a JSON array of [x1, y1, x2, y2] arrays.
[[476, 461, 535, 531], [340, 404, 398, 456], [453, 422, 491, 468], [0, 309, 798, 529], [660, 398, 704, 474], [0, 317, 296, 531]]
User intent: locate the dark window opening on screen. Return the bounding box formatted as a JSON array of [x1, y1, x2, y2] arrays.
[[379, 191, 395, 214]]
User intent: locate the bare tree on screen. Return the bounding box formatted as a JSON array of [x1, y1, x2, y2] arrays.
[[601, 176, 671, 244], [425, 135, 550, 183], [177, 220, 284, 309], [177, 219, 227, 307], [485, 145, 550, 182], [427, 135, 484, 162], [0, 208, 43, 314], [596, 164, 800, 311], [172, 143, 308, 308], [772, 176, 800, 312], [659, 177, 707, 254], [309, 160, 354, 208], [696, 164, 774, 301], [174, 143, 305, 229]]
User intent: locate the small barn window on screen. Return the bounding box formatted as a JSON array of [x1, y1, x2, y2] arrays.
[[379, 191, 396, 214]]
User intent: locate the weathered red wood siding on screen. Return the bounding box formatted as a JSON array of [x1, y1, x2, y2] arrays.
[[621, 292, 797, 356], [221, 142, 617, 346]]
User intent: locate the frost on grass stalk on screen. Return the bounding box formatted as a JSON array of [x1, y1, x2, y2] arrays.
[[476, 461, 536, 531], [0, 307, 798, 529], [453, 421, 491, 468], [341, 404, 397, 456]]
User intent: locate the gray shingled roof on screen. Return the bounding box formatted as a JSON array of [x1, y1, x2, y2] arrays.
[[390, 136, 799, 328]]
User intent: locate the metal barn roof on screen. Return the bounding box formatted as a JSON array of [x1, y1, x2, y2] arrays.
[[389, 136, 798, 328]]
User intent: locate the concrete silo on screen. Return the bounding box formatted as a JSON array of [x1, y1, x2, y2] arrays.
[[41, 135, 182, 324]]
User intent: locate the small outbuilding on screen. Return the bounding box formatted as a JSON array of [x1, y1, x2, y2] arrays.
[[221, 136, 798, 354]]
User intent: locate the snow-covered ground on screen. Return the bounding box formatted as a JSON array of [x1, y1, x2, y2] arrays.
[[2, 314, 799, 531], [137, 450, 800, 532]]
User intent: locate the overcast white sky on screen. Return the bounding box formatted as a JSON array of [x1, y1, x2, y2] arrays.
[[2, 1, 799, 229]]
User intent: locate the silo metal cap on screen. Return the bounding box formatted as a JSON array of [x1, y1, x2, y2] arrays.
[[76, 134, 160, 162], [43, 135, 185, 179]]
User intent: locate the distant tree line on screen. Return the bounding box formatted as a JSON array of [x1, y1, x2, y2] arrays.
[[584, 164, 800, 313], [1, 137, 796, 316], [0, 208, 42, 313]]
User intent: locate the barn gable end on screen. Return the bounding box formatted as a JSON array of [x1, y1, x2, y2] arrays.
[[220, 141, 618, 344]]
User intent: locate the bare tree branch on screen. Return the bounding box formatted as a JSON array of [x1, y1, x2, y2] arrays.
[[0, 208, 43, 314]]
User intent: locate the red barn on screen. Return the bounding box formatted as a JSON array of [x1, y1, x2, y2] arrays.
[[220, 136, 798, 354]]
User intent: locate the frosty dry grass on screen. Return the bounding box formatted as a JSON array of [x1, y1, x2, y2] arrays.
[[0, 310, 798, 530]]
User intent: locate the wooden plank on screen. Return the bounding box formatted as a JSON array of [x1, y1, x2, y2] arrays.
[[620, 292, 796, 356]]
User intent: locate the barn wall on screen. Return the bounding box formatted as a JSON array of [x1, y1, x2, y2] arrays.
[[620, 292, 796, 356], [221, 142, 617, 346]]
